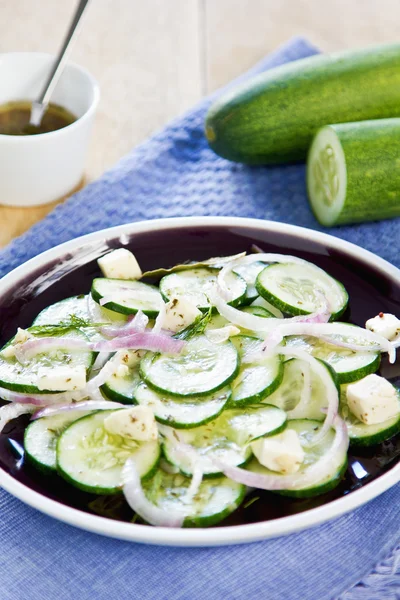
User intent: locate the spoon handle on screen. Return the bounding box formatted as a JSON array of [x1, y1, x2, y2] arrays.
[[31, 0, 91, 125]]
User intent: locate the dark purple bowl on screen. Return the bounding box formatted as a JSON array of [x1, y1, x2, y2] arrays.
[[0, 217, 399, 546]]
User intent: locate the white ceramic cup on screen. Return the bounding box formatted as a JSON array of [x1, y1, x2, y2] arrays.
[[0, 52, 100, 207]]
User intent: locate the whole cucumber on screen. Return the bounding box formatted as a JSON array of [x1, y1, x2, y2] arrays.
[[307, 118, 400, 226], [205, 44, 400, 164]]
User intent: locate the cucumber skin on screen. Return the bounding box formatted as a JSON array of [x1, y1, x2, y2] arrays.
[[276, 460, 348, 499], [255, 272, 348, 321], [229, 360, 285, 408], [100, 382, 136, 405], [348, 414, 400, 447], [183, 484, 246, 528], [205, 44, 400, 164], [336, 353, 381, 385], [309, 120, 400, 226]]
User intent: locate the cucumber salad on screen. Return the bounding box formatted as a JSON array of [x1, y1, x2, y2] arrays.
[[1, 247, 400, 528]]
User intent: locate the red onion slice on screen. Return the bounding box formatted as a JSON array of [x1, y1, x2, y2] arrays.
[[90, 332, 185, 354], [268, 322, 395, 362], [100, 311, 149, 338], [280, 348, 338, 442], [122, 458, 186, 528], [15, 337, 89, 363], [32, 399, 124, 421], [0, 403, 37, 433], [213, 294, 330, 335], [85, 352, 124, 400], [87, 294, 110, 323], [152, 302, 166, 335], [0, 387, 85, 406], [217, 416, 348, 491], [91, 351, 113, 372]]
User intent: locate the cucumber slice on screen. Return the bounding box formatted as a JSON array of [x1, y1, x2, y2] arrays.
[[250, 295, 284, 318], [101, 350, 144, 404], [307, 120, 400, 227], [256, 262, 348, 319], [91, 278, 164, 318], [205, 313, 230, 330], [134, 382, 230, 428], [285, 325, 380, 384], [233, 261, 266, 303], [24, 410, 92, 473], [57, 410, 160, 494], [340, 383, 400, 446], [0, 329, 94, 394], [267, 357, 338, 421], [246, 419, 347, 498], [230, 336, 283, 406], [33, 295, 91, 326], [239, 305, 275, 318], [163, 404, 287, 476], [159, 268, 247, 312], [142, 469, 245, 527], [140, 335, 239, 397], [33, 295, 126, 340]]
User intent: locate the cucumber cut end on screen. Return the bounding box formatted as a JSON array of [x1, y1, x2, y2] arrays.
[[307, 126, 347, 227]]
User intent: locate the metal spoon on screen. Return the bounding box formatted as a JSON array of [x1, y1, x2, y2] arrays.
[[29, 0, 91, 129]]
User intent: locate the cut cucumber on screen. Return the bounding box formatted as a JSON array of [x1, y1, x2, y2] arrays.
[[285, 325, 380, 384], [57, 410, 160, 494], [246, 419, 347, 498], [163, 404, 287, 477], [240, 305, 275, 318], [33, 295, 91, 326], [24, 410, 92, 473], [33, 295, 126, 340], [0, 329, 94, 394], [340, 383, 400, 446], [205, 44, 400, 164], [256, 262, 348, 319], [205, 313, 230, 330], [91, 278, 164, 318], [233, 261, 266, 304], [101, 350, 144, 404], [159, 268, 247, 312], [230, 336, 283, 406], [250, 296, 284, 318], [140, 334, 239, 397], [307, 120, 400, 227], [134, 382, 230, 428], [142, 469, 245, 527], [267, 357, 338, 421]]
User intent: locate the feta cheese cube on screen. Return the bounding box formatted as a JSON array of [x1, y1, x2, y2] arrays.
[[163, 296, 202, 333], [365, 313, 400, 341], [115, 364, 130, 378], [104, 406, 158, 441], [251, 429, 305, 474], [98, 249, 142, 280], [346, 374, 399, 425], [37, 365, 87, 391]]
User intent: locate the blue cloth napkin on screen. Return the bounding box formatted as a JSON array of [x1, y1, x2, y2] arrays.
[[0, 37, 399, 600]]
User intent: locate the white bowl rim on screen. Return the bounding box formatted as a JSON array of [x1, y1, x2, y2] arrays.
[[0, 215, 399, 547], [0, 51, 100, 141]]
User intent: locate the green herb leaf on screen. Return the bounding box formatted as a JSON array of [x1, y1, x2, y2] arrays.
[[28, 314, 103, 337], [173, 306, 213, 341]]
